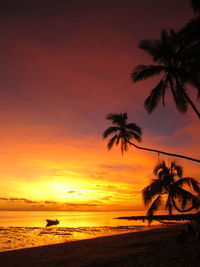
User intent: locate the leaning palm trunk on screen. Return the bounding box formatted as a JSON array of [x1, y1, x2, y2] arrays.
[[126, 139, 200, 163], [103, 112, 200, 163]]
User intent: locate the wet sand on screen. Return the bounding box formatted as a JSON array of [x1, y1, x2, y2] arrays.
[[0, 224, 199, 267]]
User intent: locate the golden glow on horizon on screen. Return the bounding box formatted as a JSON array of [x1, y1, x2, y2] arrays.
[[0, 0, 199, 213], [0, 130, 199, 212]]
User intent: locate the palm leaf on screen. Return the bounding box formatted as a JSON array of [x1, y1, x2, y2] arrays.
[[107, 135, 118, 150], [170, 83, 188, 113], [144, 79, 167, 113], [173, 177, 200, 194], [146, 195, 162, 217], [102, 127, 119, 139], [129, 131, 142, 142], [171, 161, 183, 178], [120, 138, 128, 154], [106, 113, 127, 124], [179, 16, 200, 46], [191, 0, 200, 13], [131, 65, 164, 82], [116, 134, 121, 145], [138, 39, 161, 61], [172, 186, 199, 207], [126, 123, 142, 135], [186, 74, 200, 98], [153, 160, 168, 176], [142, 179, 163, 205]]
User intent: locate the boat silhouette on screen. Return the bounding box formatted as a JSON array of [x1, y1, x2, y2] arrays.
[[46, 219, 59, 227]]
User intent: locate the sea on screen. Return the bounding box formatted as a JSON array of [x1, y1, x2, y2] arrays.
[[0, 210, 163, 252]]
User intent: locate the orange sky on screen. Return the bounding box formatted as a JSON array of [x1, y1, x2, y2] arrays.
[[0, 0, 199, 211]]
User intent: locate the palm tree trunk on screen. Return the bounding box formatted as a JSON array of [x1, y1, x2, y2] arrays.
[[171, 197, 198, 212], [126, 139, 200, 163]]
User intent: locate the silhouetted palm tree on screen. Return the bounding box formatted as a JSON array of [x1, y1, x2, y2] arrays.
[[180, 16, 200, 45], [103, 112, 200, 163], [131, 29, 200, 118], [176, 1, 200, 103], [179, 0, 200, 54], [102, 113, 142, 154], [142, 160, 200, 217], [191, 0, 200, 13]]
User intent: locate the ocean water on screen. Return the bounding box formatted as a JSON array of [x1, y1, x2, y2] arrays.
[[0, 210, 162, 252]]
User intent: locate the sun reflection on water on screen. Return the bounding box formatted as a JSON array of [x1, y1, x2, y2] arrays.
[[0, 210, 163, 252]]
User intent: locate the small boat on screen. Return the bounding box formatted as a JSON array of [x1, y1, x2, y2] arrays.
[[46, 219, 59, 227]]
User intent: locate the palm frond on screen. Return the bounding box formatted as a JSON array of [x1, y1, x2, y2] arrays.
[[122, 113, 128, 122], [179, 16, 200, 45], [106, 113, 127, 124], [126, 123, 142, 135], [129, 131, 142, 142], [173, 177, 200, 194], [144, 79, 167, 113], [171, 161, 183, 178], [116, 134, 121, 145], [174, 188, 200, 210], [191, 0, 200, 13], [131, 65, 164, 82], [120, 138, 128, 155], [170, 84, 188, 113], [146, 195, 162, 217], [107, 135, 118, 150], [186, 73, 200, 99], [138, 39, 163, 61], [153, 161, 167, 176], [156, 170, 168, 180], [142, 179, 163, 205], [161, 29, 170, 44], [172, 186, 199, 204], [102, 127, 119, 139]]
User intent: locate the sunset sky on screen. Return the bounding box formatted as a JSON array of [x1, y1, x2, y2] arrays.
[[0, 0, 199, 211]]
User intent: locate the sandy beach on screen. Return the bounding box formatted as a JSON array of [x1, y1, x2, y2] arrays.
[[0, 223, 199, 267]]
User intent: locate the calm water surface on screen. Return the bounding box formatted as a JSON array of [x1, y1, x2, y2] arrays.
[[0, 210, 162, 252]]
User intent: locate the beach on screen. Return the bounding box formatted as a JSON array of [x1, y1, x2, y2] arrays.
[[0, 223, 199, 267], [0, 210, 162, 252]]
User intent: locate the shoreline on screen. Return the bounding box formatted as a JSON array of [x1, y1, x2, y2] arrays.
[[0, 224, 164, 252], [0, 223, 199, 266]]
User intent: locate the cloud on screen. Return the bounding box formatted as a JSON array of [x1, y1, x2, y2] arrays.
[[102, 196, 112, 201], [89, 171, 110, 179], [0, 197, 38, 203], [99, 164, 113, 169], [0, 0, 198, 213], [44, 201, 57, 204], [0, 198, 59, 205], [95, 184, 141, 195], [66, 190, 78, 194], [64, 202, 98, 207], [96, 185, 119, 190]]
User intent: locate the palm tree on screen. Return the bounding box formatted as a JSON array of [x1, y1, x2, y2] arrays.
[[131, 29, 200, 118], [142, 160, 200, 217], [179, 0, 200, 54], [102, 113, 142, 154], [191, 0, 200, 13], [103, 112, 200, 163]]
